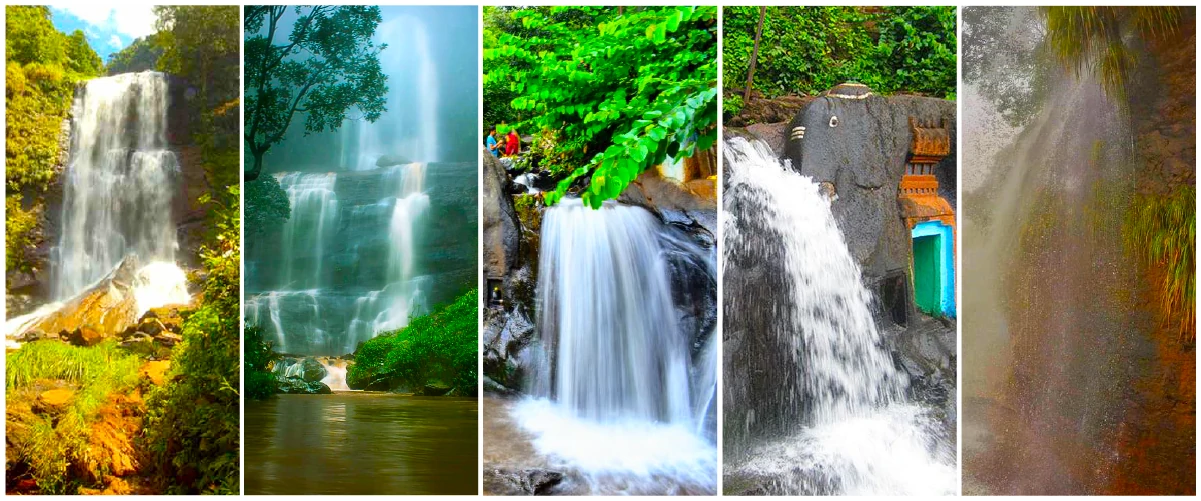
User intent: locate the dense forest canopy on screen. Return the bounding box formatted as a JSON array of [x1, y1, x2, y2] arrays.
[[722, 5, 956, 115], [484, 6, 718, 208]]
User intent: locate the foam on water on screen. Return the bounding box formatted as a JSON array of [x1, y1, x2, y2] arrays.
[[517, 197, 716, 492]]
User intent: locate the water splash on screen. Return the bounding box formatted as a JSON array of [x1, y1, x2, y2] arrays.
[[723, 137, 955, 495], [515, 198, 716, 492]]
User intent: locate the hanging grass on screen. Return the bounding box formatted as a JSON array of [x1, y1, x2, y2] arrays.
[[1124, 186, 1196, 342]]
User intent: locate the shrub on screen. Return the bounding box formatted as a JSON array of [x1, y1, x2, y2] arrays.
[[347, 289, 479, 395], [243, 325, 278, 400], [140, 186, 240, 494]]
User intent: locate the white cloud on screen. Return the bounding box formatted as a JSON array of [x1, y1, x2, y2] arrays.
[[51, 5, 156, 39], [108, 35, 122, 49]]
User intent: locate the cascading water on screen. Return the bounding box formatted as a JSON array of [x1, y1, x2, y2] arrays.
[[247, 17, 443, 359], [513, 198, 716, 493], [6, 72, 189, 343], [341, 15, 439, 168], [55, 72, 188, 307], [722, 137, 956, 495]]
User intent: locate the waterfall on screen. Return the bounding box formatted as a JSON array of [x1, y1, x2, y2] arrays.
[[52, 72, 187, 309], [342, 15, 439, 169], [247, 162, 429, 356], [514, 198, 716, 491], [723, 137, 955, 495]]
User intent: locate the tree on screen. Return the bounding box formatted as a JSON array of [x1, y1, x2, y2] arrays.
[[105, 34, 165, 75], [485, 6, 718, 208], [243, 5, 389, 182]]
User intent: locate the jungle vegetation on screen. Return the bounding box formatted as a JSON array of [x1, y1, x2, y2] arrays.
[[484, 6, 718, 208], [722, 6, 957, 117]]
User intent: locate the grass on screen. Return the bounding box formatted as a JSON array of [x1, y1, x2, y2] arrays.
[[5, 340, 145, 493], [1124, 186, 1196, 342]]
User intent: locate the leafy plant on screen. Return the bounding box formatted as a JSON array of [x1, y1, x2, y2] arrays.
[[346, 289, 479, 395], [722, 6, 956, 102], [485, 6, 718, 208], [243, 325, 278, 401], [1041, 7, 1182, 107], [141, 186, 241, 494], [245, 174, 291, 236], [5, 6, 103, 283], [1124, 186, 1196, 342], [243, 5, 389, 181]]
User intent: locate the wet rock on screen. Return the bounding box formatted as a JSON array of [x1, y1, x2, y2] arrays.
[[421, 382, 452, 396], [727, 92, 813, 127], [484, 468, 564, 495], [276, 377, 333, 395], [153, 331, 183, 347], [299, 357, 328, 383], [26, 257, 143, 341], [482, 303, 536, 394], [483, 148, 522, 278], [68, 325, 106, 347], [375, 154, 410, 167]]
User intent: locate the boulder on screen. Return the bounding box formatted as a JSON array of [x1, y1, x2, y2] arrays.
[[25, 257, 143, 341], [421, 381, 453, 396], [68, 325, 106, 347], [276, 377, 333, 395], [483, 468, 564, 495], [299, 357, 328, 383], [140, 360, 171, 386], [36, 388, 76, 412], [483, 148, 522, 278], [375, 154, 410, 168], [482, 303, 537, 394]]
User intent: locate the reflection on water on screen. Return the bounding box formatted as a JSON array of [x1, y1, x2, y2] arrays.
[[246, 393, 478, 494]]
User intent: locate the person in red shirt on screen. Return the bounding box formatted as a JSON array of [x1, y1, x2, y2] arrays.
[[505, 128, 520, 156]]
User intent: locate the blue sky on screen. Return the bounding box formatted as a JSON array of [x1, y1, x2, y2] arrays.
[[49, 5, 157, 60]]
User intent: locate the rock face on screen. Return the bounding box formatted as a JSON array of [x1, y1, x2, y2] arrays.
[[723, 85, 959, 457], [483, 148, 521, 279], [26, 258, 144, 341]]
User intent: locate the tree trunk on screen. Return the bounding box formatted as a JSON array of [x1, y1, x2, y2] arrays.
[[246, 150, 264, 182], [744, 7, 767, 104]]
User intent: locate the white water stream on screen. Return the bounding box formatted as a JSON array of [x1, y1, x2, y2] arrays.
[[723, 137, 956, 495]]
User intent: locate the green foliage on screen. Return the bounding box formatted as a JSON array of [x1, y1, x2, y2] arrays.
[[244, 5, 389, 180], [243, 325, 278, 401], [5, 340, 144, 494], [347, 289, 479, 395], [722, 6, 956, 105], [5, 7, 103, 282], [1042, 7, 1182, 107], [485, 6, 718, 208], [141, 186, 241, 494], [245, 174, 292, 236], [1124, 186, 1196, 342], [105, 34, 164, 76]]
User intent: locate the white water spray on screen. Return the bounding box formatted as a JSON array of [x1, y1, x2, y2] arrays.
[[723, 137, 956, 495], [515, 198, 716, 492]]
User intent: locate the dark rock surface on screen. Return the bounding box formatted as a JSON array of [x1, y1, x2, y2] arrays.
[[483, 468, 564, 495], [276, 377, 333, 395], [723, 85, 959, 462]]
